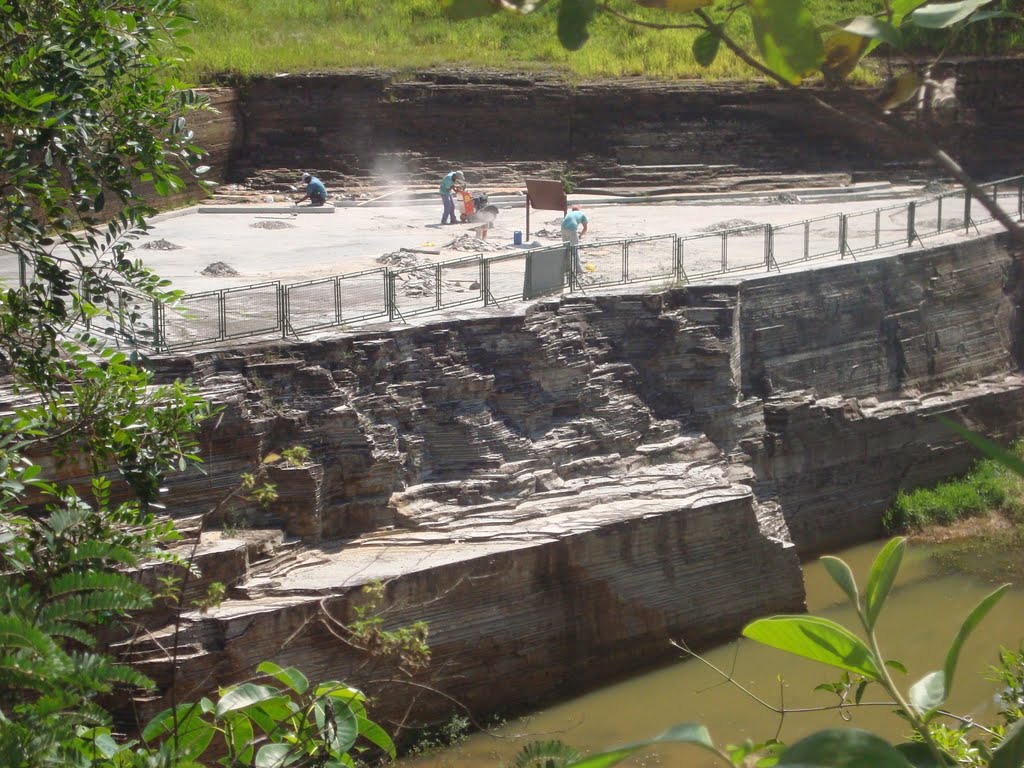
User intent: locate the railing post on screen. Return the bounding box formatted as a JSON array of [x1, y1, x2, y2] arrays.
[[1018, 179, 1023, 222], [720, 232, 727, 272], [675, 238, 683, 284], [435, 264, 442, 310], [217, 291, 227, 342], [279, 284, 287, 339], [764, 225, 771, 271], [839, 214, 847, 258], [334, 277, 342, 325], [907, 201, 916, 247], [874, 210, 881, 248], [152, 298, 162, 352], [621, 240, 628, 283], [387, 269, 396, 321], [18, 251, 27, 288], [803, 221, 810, 260], [964, 190, 972, 234], [482, 259, 490, 306], [938, 194, 944, 231]]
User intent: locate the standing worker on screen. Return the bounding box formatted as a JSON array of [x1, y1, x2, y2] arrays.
[[561, 205, 588, 273], [296, 173, 328, 206], [439, 170, 465, 225]]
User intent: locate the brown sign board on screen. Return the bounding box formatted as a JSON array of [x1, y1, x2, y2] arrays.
[[525, 179, 567, 239]]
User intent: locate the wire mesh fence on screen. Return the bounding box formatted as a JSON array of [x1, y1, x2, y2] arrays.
[[136, 174, 1024, 351]]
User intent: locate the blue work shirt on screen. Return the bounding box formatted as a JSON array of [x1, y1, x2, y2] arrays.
[[439, 172, 461, 195], [306, 177, 327, 197], [561, 211, 588, 230]]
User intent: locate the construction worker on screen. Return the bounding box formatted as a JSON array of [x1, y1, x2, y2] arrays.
[[296, 173, 327, 206], [561, 205, 588, 272], [439, 170, 465, 225]]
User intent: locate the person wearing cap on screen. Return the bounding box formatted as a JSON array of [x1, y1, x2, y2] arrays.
[[439, 170, 465, 225], [296, 173, 327, 206], [561, 205, 588, 272]]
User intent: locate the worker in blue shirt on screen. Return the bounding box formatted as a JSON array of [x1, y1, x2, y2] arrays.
[[561, 205, 588, 272], [439, 170, 465, 224], [296, 173, 327, 206]]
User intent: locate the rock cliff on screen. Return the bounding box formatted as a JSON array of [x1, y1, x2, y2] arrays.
[[82, 229, 1024, 735]]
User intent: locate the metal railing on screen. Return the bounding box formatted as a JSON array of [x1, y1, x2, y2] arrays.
[[113, 174, 1024, 350]]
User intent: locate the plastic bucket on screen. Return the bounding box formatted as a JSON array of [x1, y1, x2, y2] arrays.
[[513, 231, 523, 245]]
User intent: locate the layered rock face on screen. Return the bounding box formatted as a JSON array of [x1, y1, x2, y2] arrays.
[[213, 60, 1024, 191], [104, 230, 1024, 733]]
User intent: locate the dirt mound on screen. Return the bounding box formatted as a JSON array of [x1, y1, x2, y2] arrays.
[[250, 220, 296, 230], [139, 238, 183, 250], [698, 218, 763, 234], [201, 261, 240, 277]]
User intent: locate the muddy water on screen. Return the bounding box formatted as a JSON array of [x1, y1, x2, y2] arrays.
[[401, 540, 1024, 767]]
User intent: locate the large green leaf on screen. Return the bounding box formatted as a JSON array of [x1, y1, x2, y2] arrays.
[[748, 0, 824, 85], [864, 537, 905, 630], [565, 723, 718, 768], [821, 555, 859, 608], [908, 670, 946, 715], [940, 418, 1024, 479], [838, 16, 903, 48], [557, 0, 597, 51], [255, 742, 294, 767], [778, 728, 913, 767], [942, 584, 1009, 698], [742, 616, 881, 679], [692, 31, 721, 67], [890, 0, 931, 26], [225, 713, 256, 765], [216, 683, 280, 718], [895, 741, 955, 767], [990, 718, 1024, 768], [257, 661, 308, 695], [908, 0, 993, 28], [357, 714, 397, 759]]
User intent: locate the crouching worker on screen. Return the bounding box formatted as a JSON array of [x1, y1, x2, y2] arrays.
[[561, 205, 588, 273], [296, 173, 328, 206]]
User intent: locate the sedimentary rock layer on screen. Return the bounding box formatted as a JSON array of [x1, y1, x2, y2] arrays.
[[74, 230, 1024, 730]]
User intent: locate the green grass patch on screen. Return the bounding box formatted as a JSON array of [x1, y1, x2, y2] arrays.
[[883, 441, 1024, 533], [180, 0, 1024, 82]]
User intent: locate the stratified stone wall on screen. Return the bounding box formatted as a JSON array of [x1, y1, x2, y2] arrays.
[[60, 229, 1024, 731], [212, 60, 1024, 188]]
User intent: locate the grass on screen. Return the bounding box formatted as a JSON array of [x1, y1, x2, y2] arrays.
[[883, 443, 1024, 533], [179, 0, 1024, 82]]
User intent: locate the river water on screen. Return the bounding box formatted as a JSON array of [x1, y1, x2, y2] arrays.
[[400, 539, 1024, 767]]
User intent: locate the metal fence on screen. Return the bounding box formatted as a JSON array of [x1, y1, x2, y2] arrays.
[[8, 176, 1021, 351]]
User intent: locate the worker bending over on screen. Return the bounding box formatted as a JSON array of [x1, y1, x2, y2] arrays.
[[561, 205, 588, 273], [439, 170, 465, 225], [296, 173, 328, 206]]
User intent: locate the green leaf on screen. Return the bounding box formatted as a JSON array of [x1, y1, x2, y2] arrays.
[[692, 31, 721, 67], [940, 417, 1024, 479], [837, 15, 903, 48], [742, 616, 881, 679], [991, 718, 1024, 768], [225, 713, 256, 764], [908, 670, 946, 715], [557, 0, 597, 51], [748, 0, 824, 85], [821, 555, 859, 608], [565, 723, 718, 768], [942, 583, 1009, 699], [216, 683, 279, 718], [777, 728, 913, 767], [356, 714, 396, 759], [441, 0, 500, 19], [907, 0, 993, 28], [895, 741, 955, 767], [255, 742, 293, 767], [822, 31, 869, 80], [864, 537, 905, 630], [257, 661, 309, 694], [890, 0, 930, 26]]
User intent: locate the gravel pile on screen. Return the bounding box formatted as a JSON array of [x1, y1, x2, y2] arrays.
[[250, 220, 296, 230], [139, 238, 183, 250], [201, 261, 240, 277]]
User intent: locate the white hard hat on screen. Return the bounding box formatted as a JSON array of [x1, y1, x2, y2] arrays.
[[302, 173, 311, 182]]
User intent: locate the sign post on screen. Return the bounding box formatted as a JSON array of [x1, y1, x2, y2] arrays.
[[525, 179, 568, 240]]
